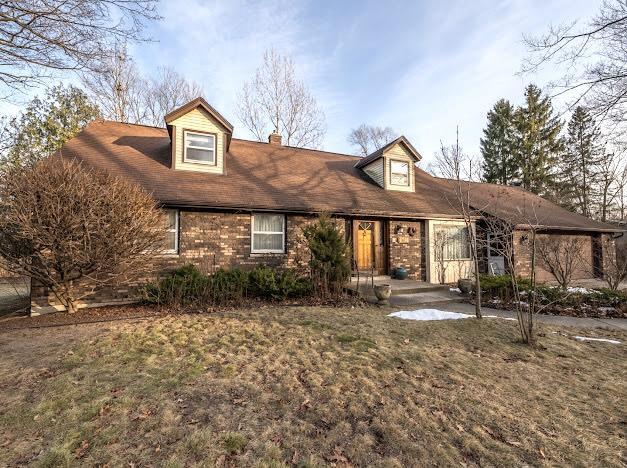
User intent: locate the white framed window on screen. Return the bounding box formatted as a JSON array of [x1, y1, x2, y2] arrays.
[[390, 160, 409, 186], [183, 131, 216, 165], [434, 225, 470, 260], [163, 209, 179, 253], [251, 213, 285, 253]]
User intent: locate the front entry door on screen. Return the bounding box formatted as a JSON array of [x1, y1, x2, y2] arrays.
[[356, 221, 375, 270], [353, 220, 386, 273]]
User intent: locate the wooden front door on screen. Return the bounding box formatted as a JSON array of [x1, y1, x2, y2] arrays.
[[356, 221, 375, 270], [353, 220, 386, 273]]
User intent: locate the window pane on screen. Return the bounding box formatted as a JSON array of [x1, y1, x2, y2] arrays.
[[186, 133, 214, 149], [186, 147, 215, 163], [165, 231, 176, 251], [254, 214, 284, 232], [391, 161, 408, 173], [165, 209, 177, 230], [435, 225, 470, 260], [253, 233, 283, 251], [390, 173, 408, 185]]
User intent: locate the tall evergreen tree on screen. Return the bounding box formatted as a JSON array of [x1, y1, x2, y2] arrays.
[[513, 84, 564, 196], [559, 106, 603, 217], [2, 84, 101, 168], [480, 99, 517, 184]]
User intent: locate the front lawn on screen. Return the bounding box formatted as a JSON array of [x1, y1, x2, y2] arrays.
[[0, 306, 625, 466]]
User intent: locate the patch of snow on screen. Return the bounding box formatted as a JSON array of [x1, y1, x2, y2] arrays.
[[484, 315, 518, 321], [567, 287, 595, 294], [574, 336, 621, 344], [449, 287, 461, 293], [388, 309, 473, 321], [598, 307, 616, 312]]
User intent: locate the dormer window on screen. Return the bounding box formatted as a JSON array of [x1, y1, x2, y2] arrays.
[[183, 131, 216, 165], [390, 160, 409, 186]]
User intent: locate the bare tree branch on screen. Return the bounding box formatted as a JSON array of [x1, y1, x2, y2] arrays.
[[0, 0, 160, 97], [236, 49, 326, 148]]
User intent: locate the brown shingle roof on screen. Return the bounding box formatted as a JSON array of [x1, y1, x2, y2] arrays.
[[432, 178, 621, 232], [59, 120, 621, 232]]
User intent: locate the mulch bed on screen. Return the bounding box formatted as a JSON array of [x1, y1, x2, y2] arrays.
[[479, 299, 627, 319], [0, 305, 169, 331]]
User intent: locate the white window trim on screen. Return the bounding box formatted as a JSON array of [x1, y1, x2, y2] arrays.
[[390, 159, 410, 186], [163, 209, 179, 254], [183, 131, 216, 165], [251, 213, 286, 254]]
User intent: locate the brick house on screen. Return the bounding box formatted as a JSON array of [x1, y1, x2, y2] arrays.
[[31, 97, 624, 313]]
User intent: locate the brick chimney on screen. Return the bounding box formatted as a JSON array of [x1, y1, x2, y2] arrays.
[[268, 130, 282, 146]]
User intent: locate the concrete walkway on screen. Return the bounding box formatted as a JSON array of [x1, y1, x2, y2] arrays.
[[421, 302, 627, 331]]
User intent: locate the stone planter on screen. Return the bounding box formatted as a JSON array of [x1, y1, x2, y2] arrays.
[[392, 267, 409, 280], [458, 278, 473, 294], [374, 284, 392, 304]]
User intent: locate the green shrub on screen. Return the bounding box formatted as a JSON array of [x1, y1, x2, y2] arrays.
[[144, 264, 210, 306], [303, 214, 351, 298], [144, 264, 312, 306], [209, 268, 249, 304]]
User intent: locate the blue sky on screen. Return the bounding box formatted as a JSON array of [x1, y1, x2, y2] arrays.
[[8, 0, 603, 164]]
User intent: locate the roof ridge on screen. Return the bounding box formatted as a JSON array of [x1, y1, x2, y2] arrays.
[[230, 138, 362, 159], [99, 119, 167, 131]]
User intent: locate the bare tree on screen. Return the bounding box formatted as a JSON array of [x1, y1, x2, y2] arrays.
[[0, 157, 163, 313], [597, 150, 625, 221], [536, 236, 585, 290], [0, 0, 159, 96], [602, 236, 627, 290], [142, 67, 204, 127], [481, 203, 541, 345], [428, 128, 481, 181], [236, 49, 326, 148], [348, 125, 397, 156], [433, 129, 483, 318], [81, 43, 145, 123], [522, 1, 627, 129], [431, 229, 454, 285]]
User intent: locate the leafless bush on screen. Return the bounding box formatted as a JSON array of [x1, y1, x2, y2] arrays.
[[0, 157, 163, 312], [536, 236, 585, 290], [602, 237, 627, 290]]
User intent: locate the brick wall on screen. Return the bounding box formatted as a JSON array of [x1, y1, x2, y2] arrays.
[[388, 220, 425, 280], [513, 230, 596, 281], [31, 211, 344, 314]]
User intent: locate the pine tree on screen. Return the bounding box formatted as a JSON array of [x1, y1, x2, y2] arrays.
[[480, 99, 518, 184], [3, 84, 101, 168], [513, 84, 564, 195], [559, 106, 603, 217]]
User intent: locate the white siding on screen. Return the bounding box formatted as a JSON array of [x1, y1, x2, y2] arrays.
[[171, 108, 226, 174], [363, 158, 384, 187], [383, 143, 415, 192]]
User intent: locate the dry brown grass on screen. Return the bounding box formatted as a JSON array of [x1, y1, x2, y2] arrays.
[[0, 306, 625, 467]]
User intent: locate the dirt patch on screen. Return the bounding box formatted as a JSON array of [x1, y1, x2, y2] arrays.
[[0, 306, 625, 467]]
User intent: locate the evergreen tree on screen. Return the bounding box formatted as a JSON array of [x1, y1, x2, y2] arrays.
[[513, 84, 564, 195], [559, 106, 603, 217], [2, 84, 101, 168], [480, 99, 518, 184]]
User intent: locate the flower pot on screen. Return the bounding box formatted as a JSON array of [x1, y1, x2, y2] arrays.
[[393, 267, 408, 280], [458, 278, 473, 294], [374, 284, 392, 304]]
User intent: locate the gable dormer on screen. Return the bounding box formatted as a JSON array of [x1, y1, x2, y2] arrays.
[[164, 97, 233, 174], [354, 136, 422, 192]]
